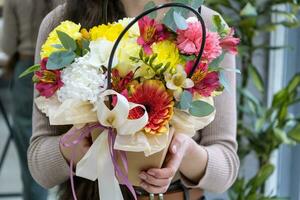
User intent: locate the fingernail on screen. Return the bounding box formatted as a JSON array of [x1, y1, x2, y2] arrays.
[[139, 174, 147, 180], [172, 145, 177, 153], [148, 171, 155, 176]]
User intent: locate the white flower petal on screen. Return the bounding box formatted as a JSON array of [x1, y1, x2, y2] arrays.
[[183, 78, 194, 88], [166, 81, 178, 90]]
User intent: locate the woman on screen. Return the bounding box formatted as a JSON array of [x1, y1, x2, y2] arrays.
[[28, 0, 239, 199], [1, 0, 62, 199]]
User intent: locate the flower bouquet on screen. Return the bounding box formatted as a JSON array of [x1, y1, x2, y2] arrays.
[[20, 2, 239, 200]]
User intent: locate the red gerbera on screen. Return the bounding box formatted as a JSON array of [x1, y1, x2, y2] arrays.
[[126, 80, 174, 135]]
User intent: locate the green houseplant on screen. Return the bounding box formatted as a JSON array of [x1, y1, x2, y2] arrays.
[[205, 0, 300, 199]]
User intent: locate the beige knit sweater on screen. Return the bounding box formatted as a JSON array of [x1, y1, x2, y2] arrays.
[[28, 4, 239, 194]]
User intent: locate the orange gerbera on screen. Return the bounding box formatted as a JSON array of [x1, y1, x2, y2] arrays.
[[126, 80, 174, 135]]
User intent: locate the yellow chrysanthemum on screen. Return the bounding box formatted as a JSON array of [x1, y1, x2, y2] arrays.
[[40, 21, 82, 59], [151, 40, 181, 70], [89, 23, 128, 41]]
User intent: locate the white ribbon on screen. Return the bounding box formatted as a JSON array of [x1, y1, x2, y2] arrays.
[[76, 130, 123, 200], [76, 90, 148, 200]]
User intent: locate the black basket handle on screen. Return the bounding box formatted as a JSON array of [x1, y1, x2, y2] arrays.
[[107, 2, 206, 89]]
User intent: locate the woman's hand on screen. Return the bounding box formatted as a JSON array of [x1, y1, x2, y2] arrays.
[[139, 133, 193, 194], [59, 126, 93, 165]]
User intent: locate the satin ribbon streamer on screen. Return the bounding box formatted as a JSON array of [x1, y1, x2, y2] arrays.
[[60, 90, 149, 200]]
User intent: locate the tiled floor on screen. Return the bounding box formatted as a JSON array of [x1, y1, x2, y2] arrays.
[[0, 84, 56, 200]]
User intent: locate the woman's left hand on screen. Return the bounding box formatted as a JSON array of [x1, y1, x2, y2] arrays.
[[139, 133, 193, 194]]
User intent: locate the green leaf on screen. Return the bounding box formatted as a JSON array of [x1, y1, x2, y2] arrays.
[[56, 30, 77, 51], [191, 0, 204, 10], [288, 124, 300, 142], [46, 50, 76, 70], [272, 89, 288, 107], [189, 100, 215, 117], [173, 12, 188, 30], [173, 0, 191, 18], [273, 128, 295, 145], [209, 52, 226, 68], [248, 65, 264, 92], [82, 39, 90, 51], [51, 44, 64, 49], [163, 8, 177, 32], [149, 53, 158, 66], [240, 3, 258, 17], [143, 1, 157, 19], [220, 70, 230, 92], [208, 66, 241, 74], [287, 74, 300, 93], [240, 88, 260, 106], [246, 164, 274, 192], [18, 64, 40, 78], [180, 54, 196, 62], [179, 90, 193, 110]]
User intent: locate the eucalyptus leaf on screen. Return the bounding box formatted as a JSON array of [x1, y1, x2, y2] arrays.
[[179, 90, 193, 110], [18, 64, 40, 78], [56, 30, 77, 51], [82, 39, 90, 51], [163, 8, 177, 32], [209, 52, 225, 68], [220, 70, 230, 92], [173, 12, 188, 30], [143, 1, 157, 19], [46, 50, 76, 70], [173, 0, 190, 18], [189, 100, 215, 117], [51, 44, 64, 49], [191, 0, 204, 10]]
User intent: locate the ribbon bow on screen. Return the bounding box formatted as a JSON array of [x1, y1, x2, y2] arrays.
[[75, 90, 148, 200]]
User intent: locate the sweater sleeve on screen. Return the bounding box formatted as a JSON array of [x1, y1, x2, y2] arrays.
[[2, 0, 18, 56], [27, 5, 71, 189], [181, 6, 240, 193]]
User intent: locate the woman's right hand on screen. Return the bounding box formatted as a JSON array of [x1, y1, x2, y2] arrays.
[[59, 126, 93, 166]]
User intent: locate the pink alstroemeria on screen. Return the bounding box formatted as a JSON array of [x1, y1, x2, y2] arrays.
[[185, 61, 220, 97], [220, 28, 240, 55], [34, 58, 63, 98], [137, 16, 169, 55]]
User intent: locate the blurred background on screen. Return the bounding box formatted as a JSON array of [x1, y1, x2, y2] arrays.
[[0, 0, 299, 200]]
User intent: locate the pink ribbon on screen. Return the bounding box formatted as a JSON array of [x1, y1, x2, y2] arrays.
[[60, 123, 137, 200]]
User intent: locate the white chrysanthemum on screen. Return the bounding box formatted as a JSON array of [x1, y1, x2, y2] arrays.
[[118, 18, 140, 38], [84, 39, 118, 69], [57, 57, 107, 103]]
